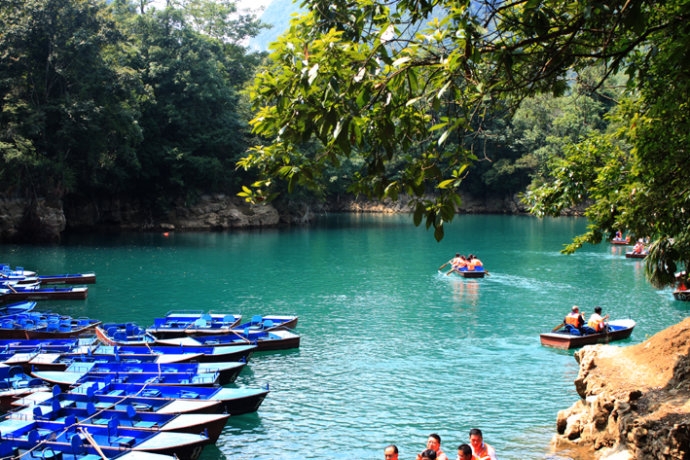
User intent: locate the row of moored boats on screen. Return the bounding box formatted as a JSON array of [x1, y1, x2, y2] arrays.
[[0, 264, 300, 460]]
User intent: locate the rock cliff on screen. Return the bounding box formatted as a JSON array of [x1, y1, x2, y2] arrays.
[[551, 317, 690, 459], [0, 195, 279, 243]]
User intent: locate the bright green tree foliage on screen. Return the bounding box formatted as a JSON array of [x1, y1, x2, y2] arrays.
[[243, 0, 690, 285]]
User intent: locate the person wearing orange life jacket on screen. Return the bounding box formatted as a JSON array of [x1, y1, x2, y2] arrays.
[[467, 254, 483, 272], [587, 306, 610, 332], [564, 305, 585, 331], [469, 428, 497, 460]]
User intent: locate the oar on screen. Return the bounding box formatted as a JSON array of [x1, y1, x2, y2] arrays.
[[439, 262, 450, 270], [552, 322, 565, 332]]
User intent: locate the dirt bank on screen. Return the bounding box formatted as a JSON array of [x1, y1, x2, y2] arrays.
[[550, 318, 690, 459]]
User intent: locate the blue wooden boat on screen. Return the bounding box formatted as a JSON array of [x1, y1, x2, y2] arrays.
[[87, 343, 257, 363], [13, 384, 224, 415], [145, 310, 242, 339], [71, 380, 270, 416], [0, 264, 36, 277], [31, 360, 244, 387], [234, 314, 299, 331], [0, 417, 211, 460], [1, 447, 176, 460], [28, 350, 200, 372], [0, 301, 37, 317], [10, 396, 231, 442], [0, 336, 97, 353], [96, 322, 157, 345], [0, 285, 88, 302], [71, 361, 246, 385], [0, 363, 51, 411], [0, 264, 96, 284], [154, 328, 301, 351], [0, 311, 101, 339]]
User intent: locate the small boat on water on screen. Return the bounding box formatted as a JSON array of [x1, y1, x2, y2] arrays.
[[0, 311, 101, 339], [2, 447, 176, 460], [96, 322, 156, 345], [62, 379, 270, 416], [610, 237, 630, 245], [0, 364, 51, 411], [673, 289, 690, 301], [0, 417, 211, 460], [145, 310, 242, 339], [625, 251, 647, 259], [0, 336, 96, 353], [28, 350, 199, 372], [0, 285, 88, 302], [0, 301, 36, 317], [0, 264, 36, 277], [539, 319, 636, 349], [88, 343, 256, 363], [0, 264, 96, 284], [154, 328, 301, 351], [449, 269, 486, 278], [38, 272, 97, 284], [13, 384, 224, 415], [234, 314, 299, 331], [10, 396, 231, 442], [32, 360, 244, 387]]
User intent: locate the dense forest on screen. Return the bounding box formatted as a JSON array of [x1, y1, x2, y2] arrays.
[[2, 0, 690, 287], [1, 0, 619, 229]]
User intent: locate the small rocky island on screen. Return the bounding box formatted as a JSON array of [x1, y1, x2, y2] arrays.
[[551, 317, 690, 459]]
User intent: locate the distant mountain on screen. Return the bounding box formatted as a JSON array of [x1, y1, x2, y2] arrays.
[[249, 0, 305, 52]]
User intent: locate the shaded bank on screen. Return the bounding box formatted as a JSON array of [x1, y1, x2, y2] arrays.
[[0, 191, 583, 243]]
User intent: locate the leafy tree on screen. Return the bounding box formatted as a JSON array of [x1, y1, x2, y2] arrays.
[[108, 0, 266, 210], [0, 0, 142, 201], [241, 0, 690, 286]]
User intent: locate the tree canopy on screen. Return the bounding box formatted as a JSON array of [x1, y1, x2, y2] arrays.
[[0, 0, 266, 216], [241, 0, 690, 286]]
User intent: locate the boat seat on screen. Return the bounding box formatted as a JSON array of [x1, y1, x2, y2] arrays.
[[112, 436, 136, 447], [33, 406, 46, 420], [131, 403, 152, 411], [70, 432, 87, 455], [140, 389, 161, 398], [263, 320, 275, 329], [107, 390, 125, 397], [126, 405, 157, 428]]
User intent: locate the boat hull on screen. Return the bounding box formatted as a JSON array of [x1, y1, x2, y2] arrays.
[[540, 319, 636, 349], [456, 270, 485, 278], [38, 273, 97, 284], [0, 286, 88, 302], [625, 252, 647, 259], [673, 290, 690, 301]]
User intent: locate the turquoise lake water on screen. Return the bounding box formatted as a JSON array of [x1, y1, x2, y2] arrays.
[[2, 214, 687, 460]]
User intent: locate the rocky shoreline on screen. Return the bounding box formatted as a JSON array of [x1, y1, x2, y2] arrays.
[[550, 318, 690, 459], [0, 192, 539, 243]]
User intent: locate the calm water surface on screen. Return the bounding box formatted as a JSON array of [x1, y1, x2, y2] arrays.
[[2, 215, 686, 460]]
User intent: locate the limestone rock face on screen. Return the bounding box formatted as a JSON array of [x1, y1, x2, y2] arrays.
[[0, 195, 279, 243], [169, 194, 280, 230], [0, 198, 66, 243], [550, 318, 690, 459]]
